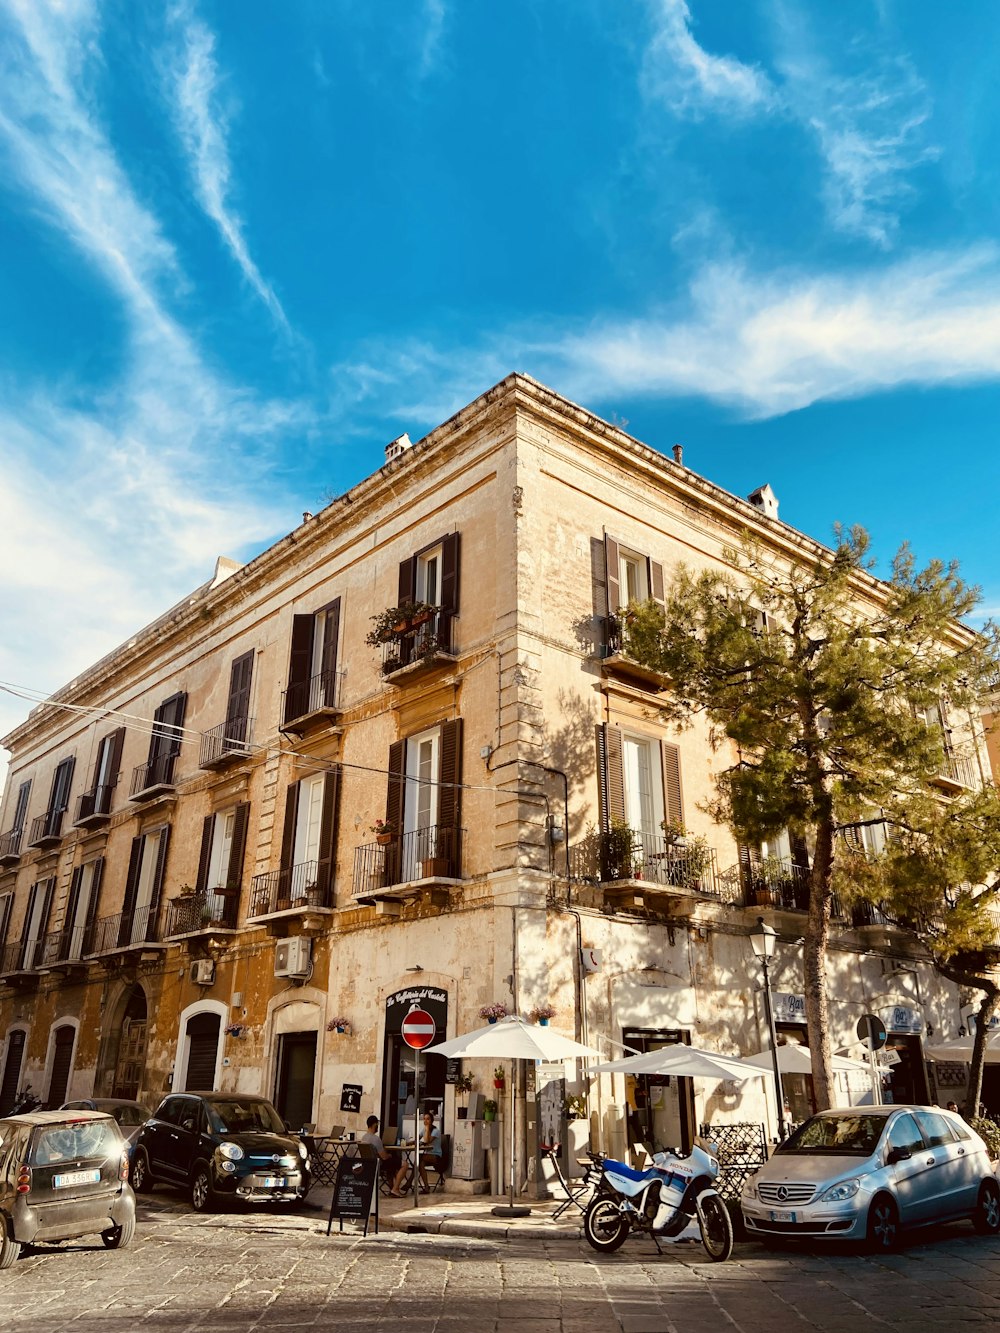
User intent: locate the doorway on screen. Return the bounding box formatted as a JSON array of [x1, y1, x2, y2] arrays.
[[47, 1025, 76, 1108], [622, 1028, 695, 1153], [274, 1032, 317, 1131], [0, 1030, 26, 1116], [884, 1034, 930, 1105], [111, 986, 148, 1099], [184, 1012, 222, 1090], [382, 1033, 445, 1139]]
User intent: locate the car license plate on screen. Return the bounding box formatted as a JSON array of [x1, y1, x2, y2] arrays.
[[769, 1208, 797, 1223], [53, 1168, 101, 1189], [262, 1176, 285, 1189]]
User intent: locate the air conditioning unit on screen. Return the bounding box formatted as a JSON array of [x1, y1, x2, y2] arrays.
[[275, 936, 311, 980], [191, 958, 215, 986]]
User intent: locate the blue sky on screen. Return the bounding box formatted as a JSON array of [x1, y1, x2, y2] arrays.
[[3, 0, 1000, 754]]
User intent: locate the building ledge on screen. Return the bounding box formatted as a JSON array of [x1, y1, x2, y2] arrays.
[[245, 905, 336, 938], [381, 652, 458, 685], [353, 874, 461, 908], [280, 706, 343, 735], [129, 782, 177, 804], [600, 654, 668, 691], [74, 811, 111, 831]]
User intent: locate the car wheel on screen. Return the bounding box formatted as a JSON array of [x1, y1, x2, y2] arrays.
[[866, 1194, 899, 1252], [101, 1215, 136, 1250], [191, 1162, 215, 1213], [130, 1149, 154, 1193], [0, 1228, 20, 1270], [973, 1179, 1000, 1235]]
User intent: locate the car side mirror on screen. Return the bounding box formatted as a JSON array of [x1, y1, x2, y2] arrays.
[[886, 1146, 911, 1165]]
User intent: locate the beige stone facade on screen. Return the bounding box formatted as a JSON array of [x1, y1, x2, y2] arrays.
[[0, 375, 993, 1184]]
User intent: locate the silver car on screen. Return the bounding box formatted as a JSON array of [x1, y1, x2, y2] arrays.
[[741, 1105, 1000, 1250]]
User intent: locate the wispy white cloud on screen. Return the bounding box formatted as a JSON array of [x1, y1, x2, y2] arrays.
[[332, 245, 1000, 424], [642, 0, 778, 118], [641, 1, 936, 246], [166, 1, 289, 329], [418, 0, 447, 79]]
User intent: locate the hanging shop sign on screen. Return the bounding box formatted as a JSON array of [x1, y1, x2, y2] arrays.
[[340, 1083, 363, 1113], [881, 1005, 923, 1036], [771, 992, 807, 1025]]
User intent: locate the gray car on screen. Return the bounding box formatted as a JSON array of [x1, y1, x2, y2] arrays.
[[741, 1105, 1000, 1250], [0, 1109, 136, 1268], [60, 1099, 151, 1145]]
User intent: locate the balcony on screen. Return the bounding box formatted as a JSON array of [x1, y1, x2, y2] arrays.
[[0, 935, 45, 983], [200, 716, 254, 769], [28, 809, 64, 850], [165, 890, 239, 937], [601, 614, 668, 690], [130, 752, 178, 802], [717, 858, 846, 919], [90, 904, 164, 957], [248, 859, 335, 931], [40, 923, 95, 971], [931, 751, 980, 793], [75, 784, 114, 829], [281, 671, 341, 731], [379, 611, 457, 682], [352, 826, 465, 912], [569, 827, 720, 911], [0, 827, 23, 867]]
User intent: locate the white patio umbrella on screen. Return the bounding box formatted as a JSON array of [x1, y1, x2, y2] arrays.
[[742, 1045, 869, 1075], [586, 1043, 772, 1083], [426, 1015, 603, 1216], [925, 1034, 1000, 1064]]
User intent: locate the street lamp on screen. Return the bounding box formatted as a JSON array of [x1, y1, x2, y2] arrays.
[[750, 916, 786, 1140]]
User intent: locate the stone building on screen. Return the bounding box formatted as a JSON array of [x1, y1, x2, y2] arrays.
[[0, 374, 992, 1180]]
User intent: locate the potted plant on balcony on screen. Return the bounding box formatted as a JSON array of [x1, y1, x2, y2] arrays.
[[483, 1098, 498, 1123], [479, 1002, 508, 1024], [326, 1016, 351, 1034], [529, 1004, 556, 1026], [366, 601, 439, 645], [370, 819, 396, 846], [603, 817, 640, 881], [493, 1065, 506, 1091], [454, 1071, 474, 1118]]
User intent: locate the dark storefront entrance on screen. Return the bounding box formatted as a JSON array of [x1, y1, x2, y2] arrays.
[[275, 1031, 317, 1132], [382, 987, 448, 1139], [622, 1028, 695, 1154]]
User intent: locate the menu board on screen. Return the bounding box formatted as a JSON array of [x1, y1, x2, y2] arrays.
[[326, 1153, 379, 1237]]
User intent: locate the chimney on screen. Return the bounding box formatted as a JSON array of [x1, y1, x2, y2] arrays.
[[671, 444, 684, 467], [385, 432, 413, 463], [302, 511, 313, 524], [747, 484, 779, 520]]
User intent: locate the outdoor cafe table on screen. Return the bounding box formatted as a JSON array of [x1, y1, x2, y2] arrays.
[[304, 1136, 355, 1186]]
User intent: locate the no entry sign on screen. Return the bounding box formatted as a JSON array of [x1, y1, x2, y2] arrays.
[[401, 1007, 436, 1050]]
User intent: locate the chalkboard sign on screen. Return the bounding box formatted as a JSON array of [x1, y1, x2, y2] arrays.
[[445, 1058, 462, 1084], [326, 1151, 379, 1237]]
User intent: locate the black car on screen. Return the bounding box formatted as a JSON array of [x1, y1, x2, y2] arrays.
[[0, 1110, 136, 1267], [130, 1092, 310, 1210]]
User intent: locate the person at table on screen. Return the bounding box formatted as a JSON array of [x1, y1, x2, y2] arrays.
[[356, 1114, 392, 1164], [390, 1111, 441, 1196]]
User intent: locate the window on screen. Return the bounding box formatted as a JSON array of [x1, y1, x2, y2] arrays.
[[196, 805, 249, 920], [597, 724, 682, 836], [278, 772, 339, 901], [913, 1109, 955, 1148], [886, 1112, 924, 1158], [384, 720, 463, 881], [119, 827, 170, 946], [416, 545, 442, 605], [136, 693, 187, 792], [602, 534, 664, 618], [0, 781, 30, 860], [394, 533, 460, 662], [0, 892, 12, 954], [19, 877, 55, 970], [80, 729, 124, 819], [62, 858, 103, 960], [285, 599, 340, 723], [31, 758, 75, 843], [619, 549, 649, 605]]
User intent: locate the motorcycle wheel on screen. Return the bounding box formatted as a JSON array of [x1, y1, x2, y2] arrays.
[[697, 1193, 734, 1262], [583, 1198, 630, 1253]]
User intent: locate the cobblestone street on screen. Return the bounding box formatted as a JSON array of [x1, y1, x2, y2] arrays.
[[1, 1197, 999, 1332]]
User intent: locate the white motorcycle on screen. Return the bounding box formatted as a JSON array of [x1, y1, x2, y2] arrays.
[[583, 1141, 734, 1261]]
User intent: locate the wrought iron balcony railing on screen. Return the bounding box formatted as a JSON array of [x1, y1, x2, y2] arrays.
[[0, 827, 23, 862], [569, 828, 720, 896], [717, 857, 846, 918], [248, 859, 333, 917], [76, 784, 114, 825], [282, 670, 340, 726], [199, 716, 254, 767], [380, 611, 454, 676], [352, 825, 465, 897], [165, 890, 239, 935], [28, 809, 64, 847], [41, 922, 96, 966], [938, 751, 979, 789], [0, 934, 46, 974], [130, 751, 178, 798], [90, 904, 161, 954]]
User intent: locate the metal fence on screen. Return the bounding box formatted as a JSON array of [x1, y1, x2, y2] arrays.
[[248, 859, 333, 917], [199, 716, 254, 767], [352, 825, 465, 896], [698, 1121, 768, 1201]]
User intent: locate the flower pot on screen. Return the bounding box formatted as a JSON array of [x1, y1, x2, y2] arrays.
[[538, 1017, 550, 1026], [457, 1107, 467, 1120], [487, 1017, 498, 1025], [336, 1025, 346, 1034], [421, 857, 450, 878], [483, 1107, 496, 1123], [494, 1080, 505, 1091], [375, 832, 393, 846]]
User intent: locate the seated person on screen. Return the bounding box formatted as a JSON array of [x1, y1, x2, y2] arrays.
[[390, 1111, 442, 1196], [355, 1114, 394, 1170]]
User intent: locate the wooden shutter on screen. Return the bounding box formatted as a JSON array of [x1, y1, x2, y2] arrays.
[[319, 599, 341, 707], [150, 693, 187, 765], [385, 740, 406, 832], [108, 727, 125, 788], [596, 724, 625, 832], [226, 652, 254, 724], [121, 836, 144, 923], [605, 536, 621, 615], [440, 533, 460, 613], [195, 815, 214, 893], [0, 1030, 25, 1116], [50, 757, 75, 813], [12, 780, 31, 831], [47, 1025, 76, 1109], [650, 560, 665, 615], [438, 719, 463, 828], [63, 867, 83, 958], [280, 783, 300, 872], [316, 770, 340, 898], [397, 556, 418, 605], [148, 826, 171, 924], [0, 893, 11, 948], [83, 858, 103, 954], [226, 803, 250, 897], [661, 742, 683, 826], [286, 616, 315, 723]]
